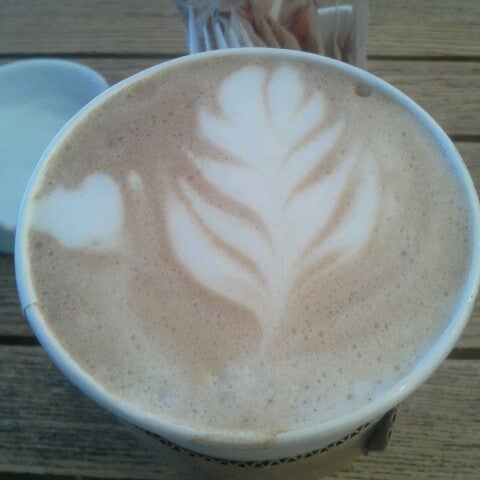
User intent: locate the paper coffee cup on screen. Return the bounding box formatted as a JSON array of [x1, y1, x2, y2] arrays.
[[15, 49, 480, 478]]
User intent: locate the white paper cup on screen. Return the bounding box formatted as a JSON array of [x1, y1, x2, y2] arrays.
[[15, 49, 480, 478]]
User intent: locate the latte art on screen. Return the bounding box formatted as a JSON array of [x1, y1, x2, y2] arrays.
[[31, 172, 124, 251], [167, 65, 379, 339], [23, 53, 474, 436]]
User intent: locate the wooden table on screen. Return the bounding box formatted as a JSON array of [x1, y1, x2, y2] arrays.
[[1, 1, 479, 478]]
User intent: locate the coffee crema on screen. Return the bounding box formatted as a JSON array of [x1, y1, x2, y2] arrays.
[[24, 53, 473, 436]]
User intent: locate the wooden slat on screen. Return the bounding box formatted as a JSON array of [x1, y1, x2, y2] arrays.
[[1, 57, 478, 136], [84, 57, 478, 137], [0, 254, 28, 337], [456, 143, 480, 350], [0, 141, 480, 348], [0, 346, 478, 479], [336, 359, 480, 479], [1, 1, 479, 57], [0, 346, 178, 479], [457, 142, 480, 190], [461, 297, 480, 351], [1, 143, 479, 347], [56, 57, 170, 85], [369, 0, 480, 57], [1, 0, 187, 55], [369, 61, 480, 137], [1, 58, 478, 343], [91, 58, 479, 137]]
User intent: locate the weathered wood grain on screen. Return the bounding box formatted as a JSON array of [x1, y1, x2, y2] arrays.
[[0, 254, 28, 337], [334, 359, 480, 479], [1, 1, 479, 57], [369, 61, 480, 137], [459, 143, 480, 191], [2, 143, 480, 346], [456, 142, 480, 350], [0, 347, 478, 479], [0, 0, 185, 56], [368, 0, 480, 57], [1, 0, 186, 55], [1, 57, 477, 136]]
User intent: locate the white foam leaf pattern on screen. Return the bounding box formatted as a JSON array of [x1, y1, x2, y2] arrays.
[[281, 119, 344, 190], [284, 148, 358, 265], [178, 179, 270, 274], [167, 190, 265, 313], [305, 156, 379, 270], [188, 152, 271, 222], [167, 66, 379, 339]]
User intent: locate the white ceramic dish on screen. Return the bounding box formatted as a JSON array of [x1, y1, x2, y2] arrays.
[[0, 59, 108, 252]]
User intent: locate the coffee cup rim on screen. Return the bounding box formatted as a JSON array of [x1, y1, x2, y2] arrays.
[[15, 48, 480, 461]]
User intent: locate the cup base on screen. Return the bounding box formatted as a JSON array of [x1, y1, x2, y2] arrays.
[[125, 408, 398, 479]]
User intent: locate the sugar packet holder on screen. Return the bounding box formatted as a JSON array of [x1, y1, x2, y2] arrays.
[[175, 1, 369, 70]]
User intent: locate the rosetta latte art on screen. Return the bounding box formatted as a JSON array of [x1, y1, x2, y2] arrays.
[[167, 66, 379, 338]]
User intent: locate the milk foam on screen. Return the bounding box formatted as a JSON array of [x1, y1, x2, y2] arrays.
[[25, 54, 473, 437], [32, 172, 123, 251], [167, 65, 379, 339]]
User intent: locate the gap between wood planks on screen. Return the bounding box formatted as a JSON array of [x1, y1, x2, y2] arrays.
[[0, 52, 181, 60], [1, 52, 479, 62], [0, 335, 479, 359], [0, 474, 114, 480], [449, 135, 480, 143]]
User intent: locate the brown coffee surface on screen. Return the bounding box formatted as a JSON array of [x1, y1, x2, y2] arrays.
[[24, 53, 474, 436]]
